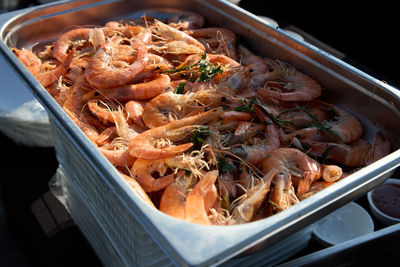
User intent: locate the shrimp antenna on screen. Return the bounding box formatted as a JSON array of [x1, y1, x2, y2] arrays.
[[216, 30, 230, 59], [142, 13, 150, 30]]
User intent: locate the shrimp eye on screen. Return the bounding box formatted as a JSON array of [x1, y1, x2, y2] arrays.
[[180, 73, 187, 77], [249, 68, 254, 73], [94, 92, 100, 97], [268, 68, 274, 72], [221, 96, 227, 102], [155, 66, 161, 70], [204, 107, 211, 111]]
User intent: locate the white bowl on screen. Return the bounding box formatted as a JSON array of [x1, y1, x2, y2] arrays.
[[312, 202, 374, 247], [283, 30, 305, 41], [258, 16, 279, 28], [367, 178, 400, 226]]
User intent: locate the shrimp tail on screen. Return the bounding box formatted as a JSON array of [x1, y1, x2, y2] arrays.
[[321, 164, 343, 182]]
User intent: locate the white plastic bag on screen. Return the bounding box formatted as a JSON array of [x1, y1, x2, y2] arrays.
[[0, 99, 53, 147], [0, 57, 53, 147]]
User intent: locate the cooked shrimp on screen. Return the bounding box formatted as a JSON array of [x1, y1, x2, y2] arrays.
[[267, 172, 298, 214], [151, 20, 205, 50], [285, 100, 363, 144], [321, 164, 343, 182], [131, 158, 183, 192], [149, 40, 204, 56], [66, 57, 91, 83], [119, 172, 156, 208], [62, 73, 91, 119], [205, 53, 241, 84], [220, 170, 238, 199], [238, 45, 268, 74], [87, 100, 125, 124], [174, 80, 209, 93], [12, 48, 73, 87], [299, 181, 334, 201], [366, 131, 390, 164], [185, 170, 218, 224], [204, 183, 218, 212], [237, 45, 279, 91], [258, 61, 321, 102], [207, 54, 240, 68], [268, 101, 328, 132], [88, 28, 106, 51], [220, 111, 252, 124], [229, 168, 278, 224], [131, 62, 173, 84], [303, 133, 388, 168], [160, 177, 188, 220], [46, 76, 69, 105], [63, 108, 99, 144], [231, 124, 281, 167], [145, 53, 173, 66], [85, 74, 170, 101], [262, 148, 322, 197], [141, 91, 184, 128], [99, 146, 136, 167], [96, 111, 140, 167], [104, 25, 147, 40], [217, 65, 250, 92], [186, 27, 238, 60], [85, 34, 150, 89], [96, 126, 117, 145], [161, 52, 232, 82], [125, 100, 146, 128], [231, 144, 267, 168], [128, 107, 223, 160], [230, 122, 265, 144], [168, 11, 205, 30], [53, 28, 92, 62], [142, 90, 226, 128], [230, 106, 281, 167]]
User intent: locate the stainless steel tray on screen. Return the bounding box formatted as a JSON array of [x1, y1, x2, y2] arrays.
[[1, 0, 400, 266]]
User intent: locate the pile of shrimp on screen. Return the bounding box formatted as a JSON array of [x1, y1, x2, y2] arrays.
[[12, 12, 390, 225]]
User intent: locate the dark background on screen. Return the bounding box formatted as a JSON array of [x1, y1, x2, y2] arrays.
[[239, 1, 399, 88]]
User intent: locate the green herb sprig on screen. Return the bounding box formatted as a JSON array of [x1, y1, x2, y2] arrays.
[[191, 126, 211, 148], [217, 157, 236, 173], [233, 98, 258, 112], [162, 52, 223, 83], [256, 105, 341, 141], [174, 82, 186, 94]]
